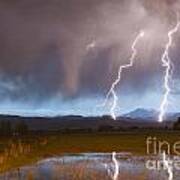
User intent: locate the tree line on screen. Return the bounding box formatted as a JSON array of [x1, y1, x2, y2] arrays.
[[0, 117, 180, 136], [0, 120, 28, 136]]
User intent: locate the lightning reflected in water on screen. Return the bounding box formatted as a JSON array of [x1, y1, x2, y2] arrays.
[[162, 151, 173, 180], [112, 152, 119, 180], [104, 152, 119, 180]]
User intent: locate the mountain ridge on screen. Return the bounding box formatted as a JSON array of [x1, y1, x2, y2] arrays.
[[123, 108, 179, 121]]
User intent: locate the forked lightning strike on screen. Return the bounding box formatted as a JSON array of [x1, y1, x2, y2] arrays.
[[106, 31, 144, 180], [104, 31, 144, 120], [158, 16, 180, 123]]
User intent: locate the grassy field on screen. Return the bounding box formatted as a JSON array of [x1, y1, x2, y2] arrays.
[[0, 130, 179, 173]]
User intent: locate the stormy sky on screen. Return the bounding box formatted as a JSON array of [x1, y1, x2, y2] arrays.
[[0, 0, 180, 116]]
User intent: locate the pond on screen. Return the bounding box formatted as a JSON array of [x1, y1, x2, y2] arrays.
[[0, 152, 179, 180]]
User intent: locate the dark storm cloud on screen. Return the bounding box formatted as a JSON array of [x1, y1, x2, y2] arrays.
[[0, 0, 179, 102]]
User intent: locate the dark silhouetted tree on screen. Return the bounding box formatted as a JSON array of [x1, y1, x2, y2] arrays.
[[14, 121, 29, 135], [0, 120, 12, 136], [98, 125, 114, 132], [173, 117, 180, 130]]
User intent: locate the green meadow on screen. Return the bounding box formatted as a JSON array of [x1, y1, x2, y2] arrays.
[[0, 130, 179, 173]]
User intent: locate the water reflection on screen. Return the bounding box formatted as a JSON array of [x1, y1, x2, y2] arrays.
[[0, 153, 180, 180]]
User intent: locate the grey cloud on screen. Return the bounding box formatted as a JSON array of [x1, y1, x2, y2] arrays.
[[0, 0, 179, 102]]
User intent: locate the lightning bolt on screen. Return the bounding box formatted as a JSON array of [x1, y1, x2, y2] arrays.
[[158, 16, 180, 123], [86, 41, 96, 51], [162, 151, 173, 180], [104, 31, 144, 120]]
